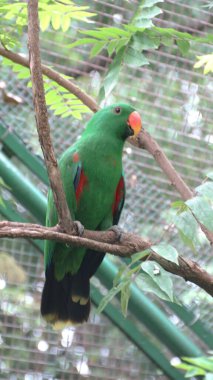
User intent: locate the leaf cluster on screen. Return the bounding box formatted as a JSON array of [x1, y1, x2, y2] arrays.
[[174, 354, 213, 379], [69, 0, 213, 98], [172, 172, 213, 252], [194, 53, 213, 75], [98, 243, 180, 316], [2, 57, 90, 119], [0, 0, 95, 48]]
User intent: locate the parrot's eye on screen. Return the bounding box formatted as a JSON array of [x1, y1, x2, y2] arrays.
[[114, 107, 121, 114]]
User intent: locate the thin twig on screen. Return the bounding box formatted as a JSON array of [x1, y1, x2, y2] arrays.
[[27, 0, 73, 234]]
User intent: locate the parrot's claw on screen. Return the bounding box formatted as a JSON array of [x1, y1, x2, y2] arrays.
[[108, 225, 124, 242], [74, 220, 85, 237]]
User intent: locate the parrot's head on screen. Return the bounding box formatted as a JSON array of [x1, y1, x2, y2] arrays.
[[86, 103, 142, 141]]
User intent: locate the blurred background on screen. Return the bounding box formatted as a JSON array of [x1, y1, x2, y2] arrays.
[[0, 1, 212, 379]]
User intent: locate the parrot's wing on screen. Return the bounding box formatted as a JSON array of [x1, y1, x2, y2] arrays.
[[44, 153, 86, 269], [112, 174, 125, 225]]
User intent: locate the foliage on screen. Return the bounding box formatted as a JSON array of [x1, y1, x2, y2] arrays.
[[97, 243, 179, 315], [69, 0, 213, 98], [2, 57, 90, 119], [194, 53, 213, 74], [174, 354, 213, 379], [0, 0, 95, 48]]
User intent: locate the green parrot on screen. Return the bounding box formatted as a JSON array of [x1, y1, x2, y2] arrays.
[[41, 103, 142, 329]]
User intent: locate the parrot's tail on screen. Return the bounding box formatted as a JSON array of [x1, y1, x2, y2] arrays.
[[40, 262, 90, 329]]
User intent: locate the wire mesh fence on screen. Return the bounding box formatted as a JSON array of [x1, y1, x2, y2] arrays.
[[0, 0, 213, 379]]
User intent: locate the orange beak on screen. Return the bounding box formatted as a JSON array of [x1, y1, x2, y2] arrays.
[[128, 111, 142, 137]]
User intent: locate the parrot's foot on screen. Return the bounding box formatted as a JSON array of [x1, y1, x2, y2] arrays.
[[108, 225, 124, 242], [74, 220, 85, 236]]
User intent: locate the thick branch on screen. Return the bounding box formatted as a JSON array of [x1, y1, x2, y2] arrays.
[[0, 221, 212, 297], [27, 0, 73, 234]]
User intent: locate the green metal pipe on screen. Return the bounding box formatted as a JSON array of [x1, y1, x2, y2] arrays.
[[166, 302, 213, 349], [0, 123, 48, 185], [0, 151, 46, 223], [96, 259, 202, 357]]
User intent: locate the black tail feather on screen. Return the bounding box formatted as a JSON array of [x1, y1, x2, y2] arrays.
[[41, 262, 90, 326], [41, 250, 105, 327]]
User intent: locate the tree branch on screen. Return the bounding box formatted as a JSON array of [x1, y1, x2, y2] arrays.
[[0, 221, 212, 297], [27, 0, 73, 234]]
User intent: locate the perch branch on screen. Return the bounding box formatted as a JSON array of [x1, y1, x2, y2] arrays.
[[27, 0, 73, 234], [0, 221, 213, 297]]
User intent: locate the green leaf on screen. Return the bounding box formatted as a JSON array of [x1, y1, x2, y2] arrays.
[[40, 12, 51, 32], [186, 196, 213, 232], [196, 181, 213, 201], [194, 54, 213, 74], [139, 5, 162, 19], [141, 261, 174, 301], [90, 41, 106, 58], [138, 272, 173, 301], [120, 281, 131, 317], [132, 18, 154, 28], [185, 368, 206, 377], [97, 279, 129, 314], [161, 36, 174, 46], [177, 39, 190, 55], [143, 0, 164, 6], [182, 356, 213, 372], [113, 264, 128, 286], [17, 68, 30, 80], [79, 29, 110, 40], [131, 249, 150, 264], [51, 13, 61, 30], [69, 38, 97, 48], [99, 46, 125, 99], [174, 210, 200, 251], [124, 47, 149, 67], [131, 32, 159, 50], [107, 40, 119, 56], [171, 200, 188, 213], [61, 15, 71, 32], [151, 243, 179, 264]]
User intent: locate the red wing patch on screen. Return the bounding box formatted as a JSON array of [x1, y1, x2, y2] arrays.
[[112, 176, 125, 224], [75, 168, 88, 203]]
